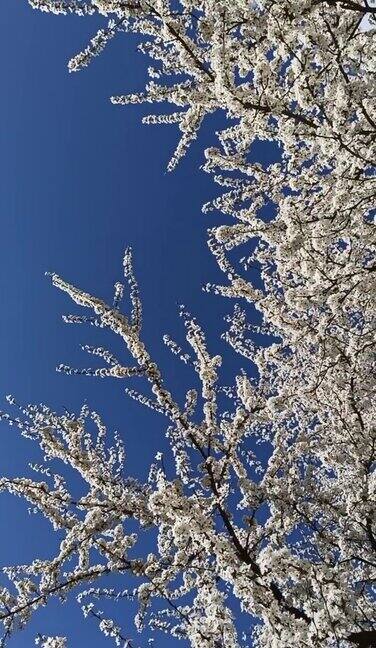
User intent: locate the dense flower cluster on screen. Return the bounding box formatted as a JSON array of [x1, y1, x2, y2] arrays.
[[0, 1, 374, 647], [35, 636, 67, 648]]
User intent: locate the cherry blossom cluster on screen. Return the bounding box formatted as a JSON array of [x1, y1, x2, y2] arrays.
[[1, 244, 374, 646], [35, 636, 66, 648], [0, 1, 374, 646]]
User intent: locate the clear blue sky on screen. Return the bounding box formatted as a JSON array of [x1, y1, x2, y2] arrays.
[[0, 2, 276, 645]]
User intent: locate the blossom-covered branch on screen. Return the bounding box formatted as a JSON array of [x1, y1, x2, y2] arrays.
[[1, 247, 374, 646], [0, 1, 374, 646]]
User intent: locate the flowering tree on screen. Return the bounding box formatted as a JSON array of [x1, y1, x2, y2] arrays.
[[0, 1, 375, 647]]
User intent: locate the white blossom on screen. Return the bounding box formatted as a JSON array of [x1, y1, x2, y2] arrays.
[[1, 1, 375, 647]]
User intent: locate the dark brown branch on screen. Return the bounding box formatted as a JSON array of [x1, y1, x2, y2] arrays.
[[348, 630, 376, 647]]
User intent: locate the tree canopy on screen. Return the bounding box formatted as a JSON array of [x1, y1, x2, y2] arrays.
[[0, 2, 375, 647]]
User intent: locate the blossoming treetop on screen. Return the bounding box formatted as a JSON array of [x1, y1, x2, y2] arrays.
[[0, 1, 374, 647]]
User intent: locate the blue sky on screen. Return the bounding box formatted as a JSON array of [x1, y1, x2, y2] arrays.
[[0, 2, 275, 645]]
